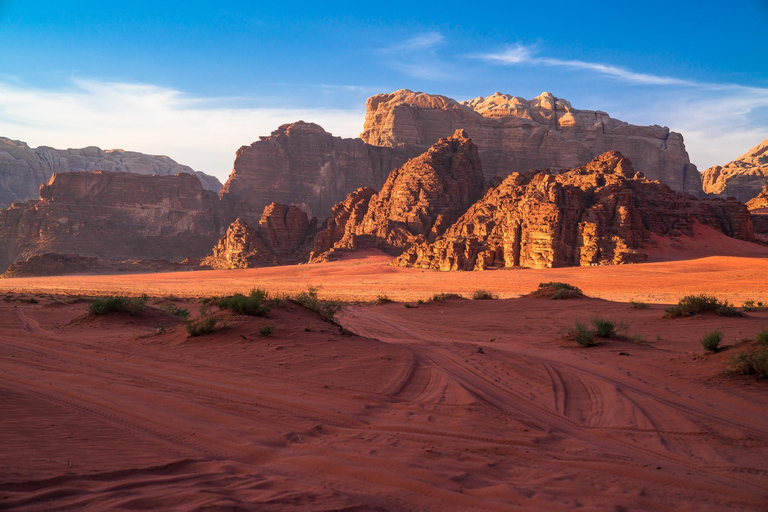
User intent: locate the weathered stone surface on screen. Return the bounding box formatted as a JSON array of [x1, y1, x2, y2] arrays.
[[309, 187, 376, 262], [219, 121, 416, 223], [748, 190, 768, 241], [747, 190, 768, 212], [0, 137, 222, 208], [0, 171, 227, 273], [396, 152, 754, 271], [361, 90, 701, 195], [318, 130, 485, 257], [202, 204, 317, 269], [701, 137, 768, 202]]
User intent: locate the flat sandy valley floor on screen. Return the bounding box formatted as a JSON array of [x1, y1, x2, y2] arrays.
[[2, 253, 768, 510]]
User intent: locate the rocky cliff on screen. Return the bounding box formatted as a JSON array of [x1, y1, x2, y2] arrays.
[[219, 121, 417, 223], [747, 190, 768, 242], [202, 204, 317, 269], [312, 130, 485, 258], [0, 137, 222, 208], [395, 152, 753, 271], [701, 136, 768, 201], [361, 90, 701, 195], [0, 171, 227, 273]]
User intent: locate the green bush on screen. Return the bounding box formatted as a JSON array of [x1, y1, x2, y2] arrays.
[[534, 282, 584, 300], [376, 295, 393, 305], [472, 289, 496, 300], [591, 317, 616, 338], [259, 325, 274, 337], [729, 348, 768, 379], [630, 300, 649, 309], [186, 315, 225, 337], [89, 295, 146, 316], [754, 328, 768, 345], [160, 303, 190, 319], [294, 286, 342, 323], [429, 293, 462, 302], [742, 300, 766, 312], [700, 330, 724, 352], [217, 288, 270, 316], [665, 294, 743, 318], [573, 321, 598, 347]]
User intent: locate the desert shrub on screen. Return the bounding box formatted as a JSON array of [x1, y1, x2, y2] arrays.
[[160, 303, 190, 319], [259, 325, 274, 337], [591, 317, 616, 338], [404, 303, 416, 308], [754, 328, 768, 345], [89, 295, 146, 316], [572, 321, 598, 347], [217, 288, 270, 316], [630, 300, 649, 309], [186, 315, 225, 337], [700, 330, 724, 352], [376, 295, 393, 305], [293, 286, 342, 323], [665, 294, 743, 318], [533, 282, 584, 300], [729, 348, 768, 379], [472, 289, 496, 300], [429, 293, 462, 302], [742, 300, 766, 312]]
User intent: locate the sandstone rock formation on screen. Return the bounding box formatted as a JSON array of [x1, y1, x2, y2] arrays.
[[0, 171, 227, 273], [219, 121, 416, 223], [0, 137, 222, 208], [312, 130, 485, 258], [702, 136, 768, 202], [202, 204, 317, 269], [361, 90, 702, 195], [747, 190, 768, 212], [747, 190, 768, 242], [396, 152, 753, 271], [309, 187, 376, 262]]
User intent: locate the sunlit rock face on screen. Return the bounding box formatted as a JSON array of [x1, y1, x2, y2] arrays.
[[395, 151, 754, 271], [701, 136, 768, 202], [361, 90, 702, 195], [202, 204, 317, 269], [0, 137, 221, 208], [310, 130, 485, 259], [0, 171, 227, 273], [219, 121, 418, 223]]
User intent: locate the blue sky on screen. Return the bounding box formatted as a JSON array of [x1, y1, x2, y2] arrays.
[[1, 0, 767, 181]]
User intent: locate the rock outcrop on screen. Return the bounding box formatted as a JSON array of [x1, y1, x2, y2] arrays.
[[219, 122, 417, 223], [202, 204, 317, 269], [309, 187, 376, 262], [361, 90, 702, 195], [747, 190, 768, 242], [0, 137, 222, 208], [313, 130, 485, 258], [396, 152, 753, 271], [701, 136, 768, 202], [0, 171, 227, 273], [747, 190, 768, 212]]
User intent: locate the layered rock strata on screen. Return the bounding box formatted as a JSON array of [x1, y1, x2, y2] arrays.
[[0, 137, 222, 208], [701, 136, 768, 201], [395, 152, 753, 271], [361, 90, 701, 195], [0, 171, 227, 273]]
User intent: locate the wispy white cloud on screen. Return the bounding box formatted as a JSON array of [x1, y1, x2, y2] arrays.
[[382, 32, 445, 54], [473, 43, 697, 86], [378, 31, 454, 80], [0, 79, 364, 181]]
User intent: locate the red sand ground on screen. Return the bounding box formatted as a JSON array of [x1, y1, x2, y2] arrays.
[[1, 239, 768, 510]]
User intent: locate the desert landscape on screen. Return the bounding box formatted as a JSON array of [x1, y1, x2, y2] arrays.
[[2, 3, 768, 511]]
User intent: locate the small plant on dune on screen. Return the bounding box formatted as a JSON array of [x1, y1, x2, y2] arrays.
[[729, 348, 768, 379], [216, 288, 272, 317], [186, 315, 226, 337], [665, 294, 743, 318], [376, 295, 393, 305], [591, 317, 616, 338], [700, 330, 724, 353], [89, 295, 146, 316], [742, 300, 766, 312], [572, 321, 598, 347], [259, 325, 274, 337], [472, 289, 496, 300], [293, 286, 342, 323], [160, 303, 190, 319], [404, 303, 417, 309], [532, 282, 584, 300], [630, 300, 649, 309], [429, 293, 462, 302], [417, 299, 425, 305], [754, 328, 768, 345]]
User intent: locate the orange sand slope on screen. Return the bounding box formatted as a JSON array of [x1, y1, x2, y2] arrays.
[[2, 248, 768, 304], [1, 296, 767, 510]]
